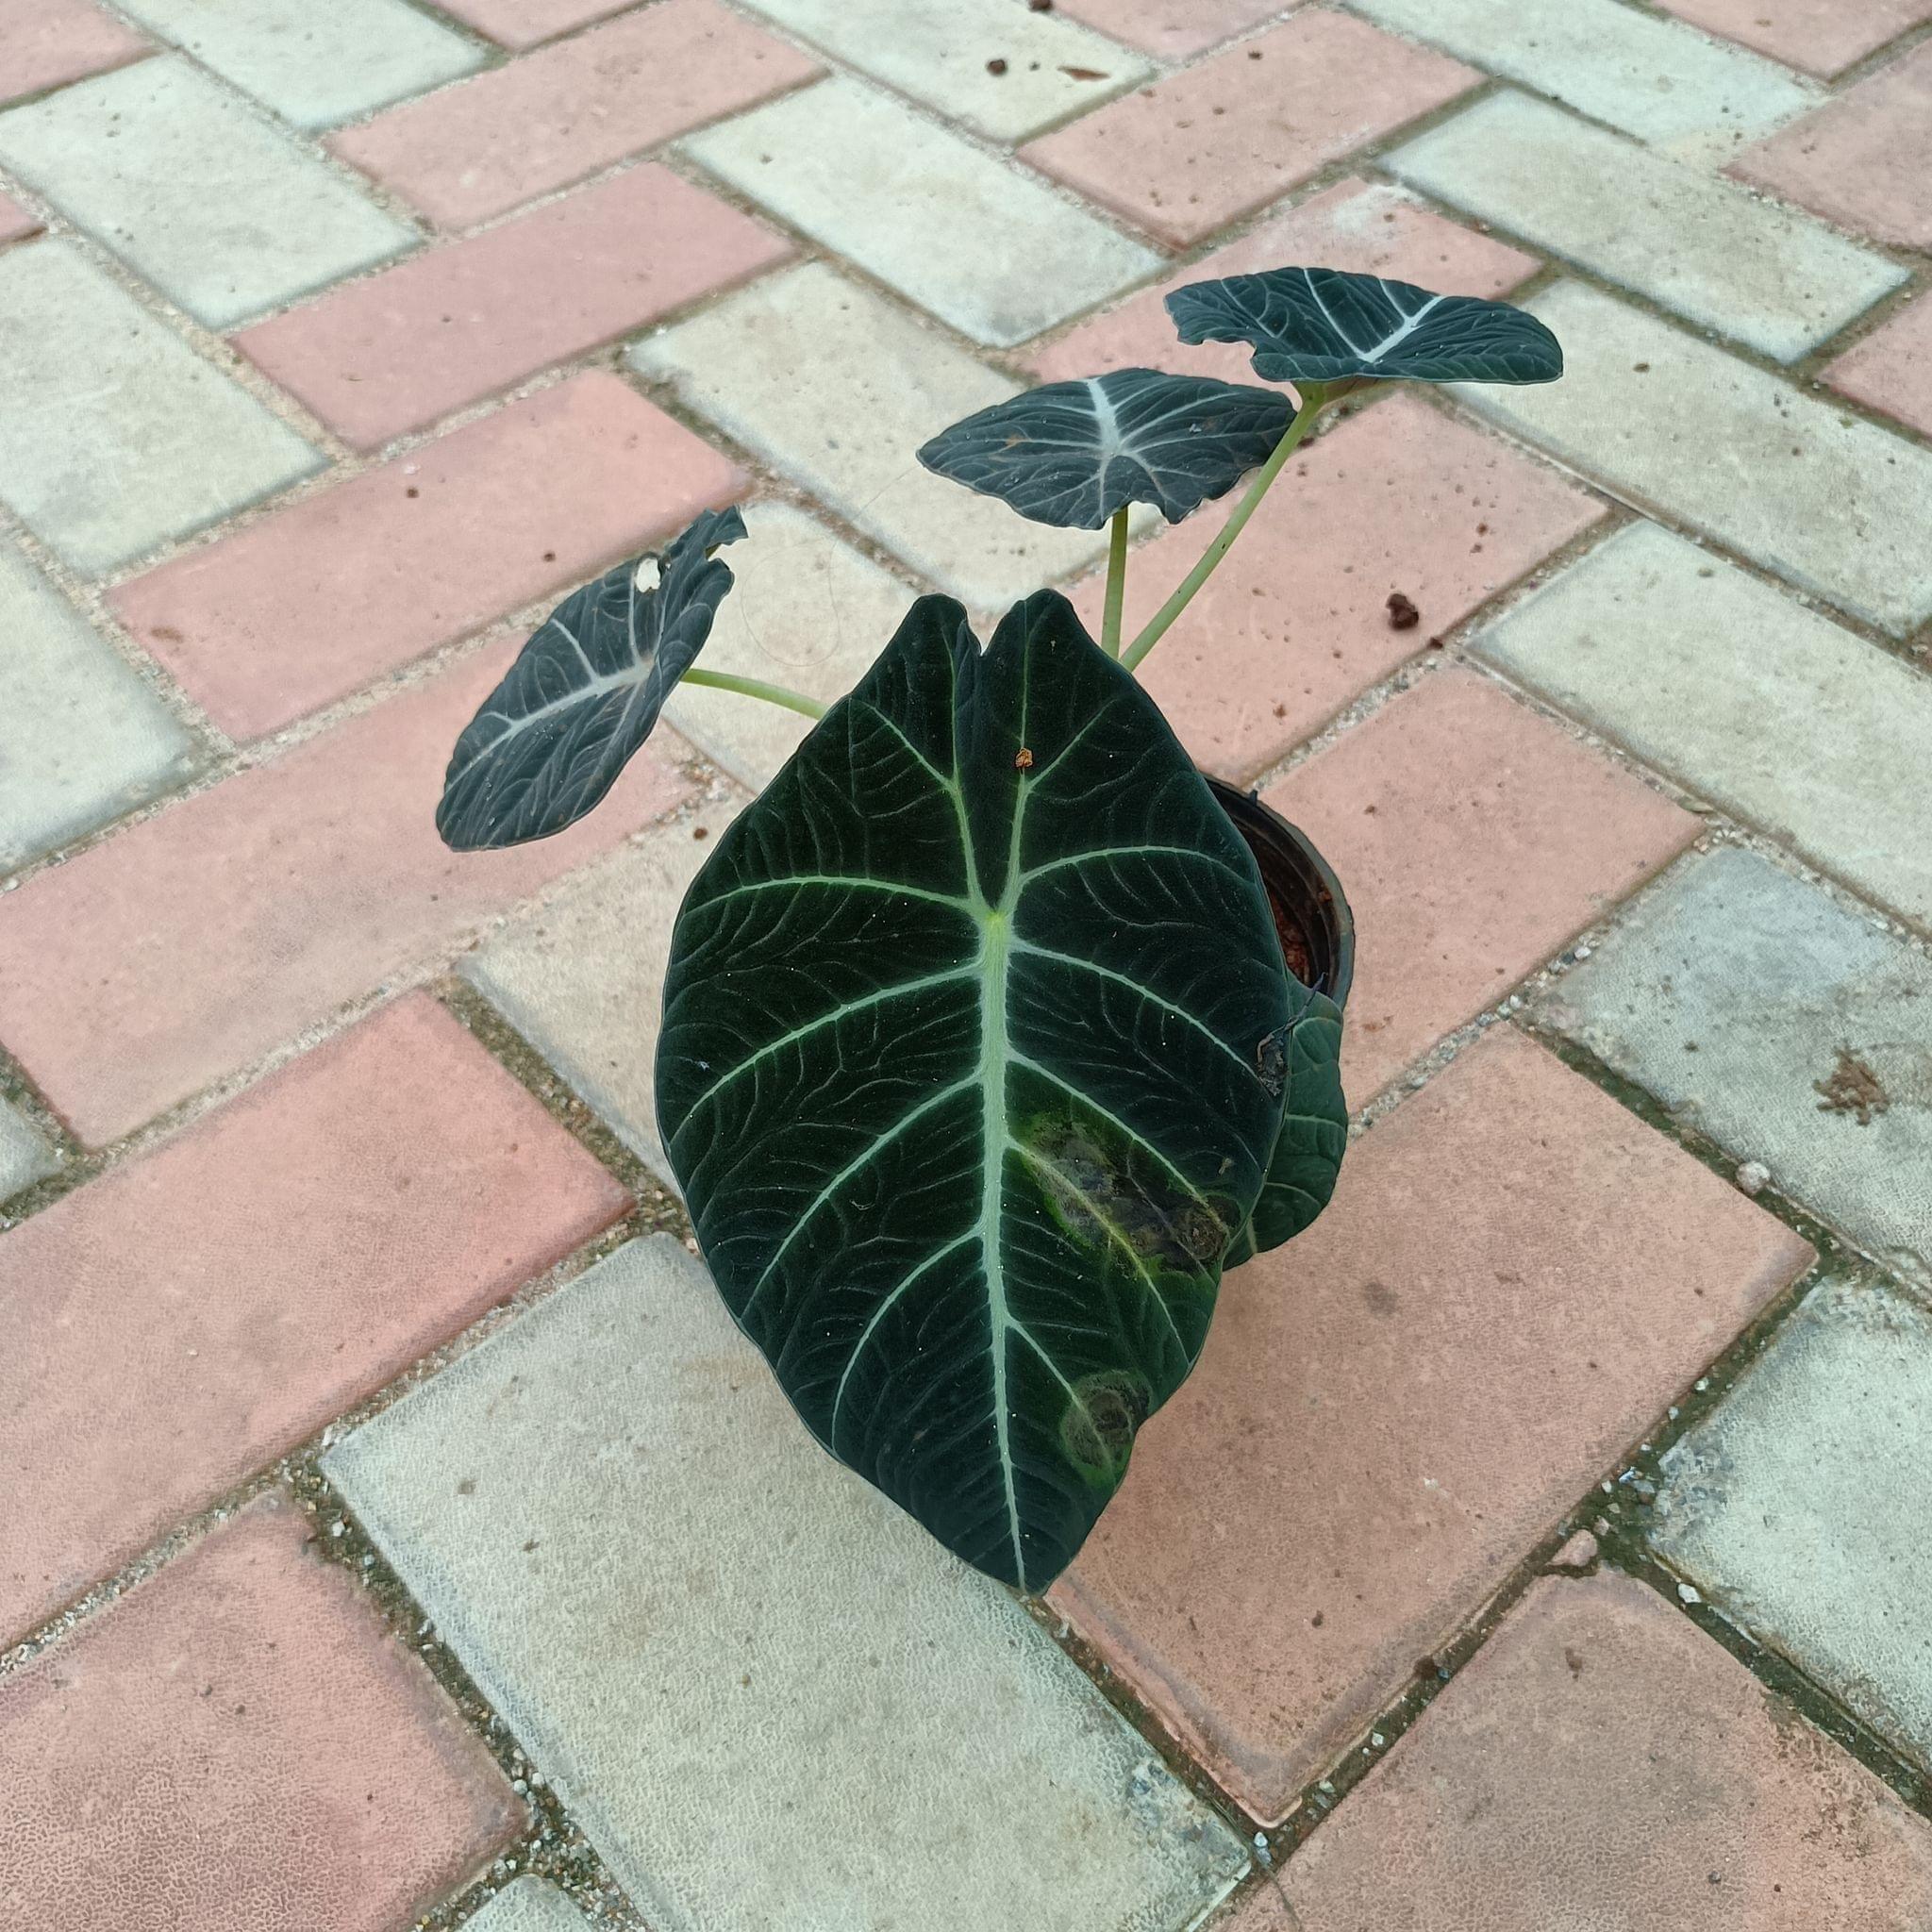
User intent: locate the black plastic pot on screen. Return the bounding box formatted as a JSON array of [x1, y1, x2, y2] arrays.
[[1208, 777, 1355, 1007]]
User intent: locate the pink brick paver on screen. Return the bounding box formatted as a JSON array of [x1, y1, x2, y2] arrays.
[[0, 647, 697, 1146], [1072, 398, 1603, 783], [1049, 0, 1296, 59], [114, 372, 744, 736], [0, 995, 625, 1642], [1264, 1572, 1932, 1930], [1032, 178, 1538, 389], [0, 1492, 525, 1932], [1022, 10, 1479, 248], [1731, 40, 1932, 251], [0, 189, 41, 245], [235, 166, 789, 452], [1656, 0, 1932, 78], [0, 0, 146, 108], [330, 0, 821, 229], [1050, 1027, 1814, 1824], [432, 0, 634, 49], [1263, 667, 1700, 1100], [1825, 296, 1932, 440]]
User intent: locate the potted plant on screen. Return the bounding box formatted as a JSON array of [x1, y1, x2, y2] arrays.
[[436, 267, 1561, 1593]]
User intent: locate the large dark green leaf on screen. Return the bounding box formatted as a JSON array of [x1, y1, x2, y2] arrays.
[[1167, 267, 1562, 387], [656, 590, 1292, 1591], [436, 506, 746, 852], [916, 370, 1291, 529], [1224, 983, 1347, 1269]]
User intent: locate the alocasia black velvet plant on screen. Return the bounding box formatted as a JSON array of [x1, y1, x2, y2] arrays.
[[437, 267, 1561, 1593]]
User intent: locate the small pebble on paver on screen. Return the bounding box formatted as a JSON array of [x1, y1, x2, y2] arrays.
[[235, 166, 790, 452], [1462, 281, 1932, 638], [1265, 1570, 1932, 1928], [1548, 1529, 1600, 1571], [462, 798, 741, 1184], [0, 994, 626, 1641], [659, 501, 917, 790], [0, 1097, 58, 1201], [1654, 1274, 1932, 1769], [1032, 176, 1538, 387], [1023, 9, 1478, 247], [1050, 1026, 1812, 1824], [1048, 0, 1287, 58], [0, 649, 696, 1145], [632, 263, 1109, 613], [324, 1236, 1249, 1932], [1825, 293, 1932, 441], [1352, 0, 1818, 158], [330, 0, 820, 229], [114, 372, 745, 736], [685, 77, 1159, 349], [0, 57, 412, 329], [0, 535, 193, 870], [1264, 666, 1698, 1100], [1475, 525, 1932, 929], [463, 1876, 592, 1932], [1389, 91, 1902, 361], [0, 0, 147, 108], [110, 0, 483, 129], [0, 1491, 525, 1931], [0, 240, 318, 575], [1657, 0, 1932, 78], [1539, 844, 1932, 1286], [733, 0, 1151, 142], [1070, 396, 1604, 783], [1731, 38, 1932, 249]]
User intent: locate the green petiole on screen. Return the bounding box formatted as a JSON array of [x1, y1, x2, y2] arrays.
[[678, 666, 828, 720], [1121, 385, 1329, 675], [1100, 505, 1130, 658]]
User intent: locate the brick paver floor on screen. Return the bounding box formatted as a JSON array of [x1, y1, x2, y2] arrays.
[[2, 3, 1928, 1926]]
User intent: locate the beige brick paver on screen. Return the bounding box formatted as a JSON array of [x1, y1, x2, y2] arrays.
[[0, 0, 147, 108], [0, 1491, 525, 1931], [234, 166, 790, 451], [0, 647, 697, 1145], [1070, 396, 1604, 782], [0, 57, 413, 329], [684, 77, 1160, 348], [1732, 38, 1932, 250], [1271, 1571, 1932, 1927], [0, 995, 625, 1642], [1052, 1027, 1812, 1823], [113, 374, 743, 737], [330, 0, 820, 228], [1023, 9, 1479, 247]]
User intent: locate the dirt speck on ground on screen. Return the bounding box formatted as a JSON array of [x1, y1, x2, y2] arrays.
[[1386, 591, 1420, 631], [1815, 1048, 1890, 1125]]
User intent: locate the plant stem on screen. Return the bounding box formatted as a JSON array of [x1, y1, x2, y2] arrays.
[[1101, 506, 1130, 658], [678, 666, 827, 720], [1121, 387, 1326, 675]]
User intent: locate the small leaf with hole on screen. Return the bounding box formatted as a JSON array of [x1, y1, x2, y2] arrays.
[[436, 505, 746, 852]]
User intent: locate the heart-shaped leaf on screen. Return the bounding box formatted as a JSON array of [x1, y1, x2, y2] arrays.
[[656, 589, 1293, 1591], [436, 505, 746, 852], [916, 370, 1292, 529], [1224, 983, 1347, 1269], [1167, 267, 1562, 387]]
